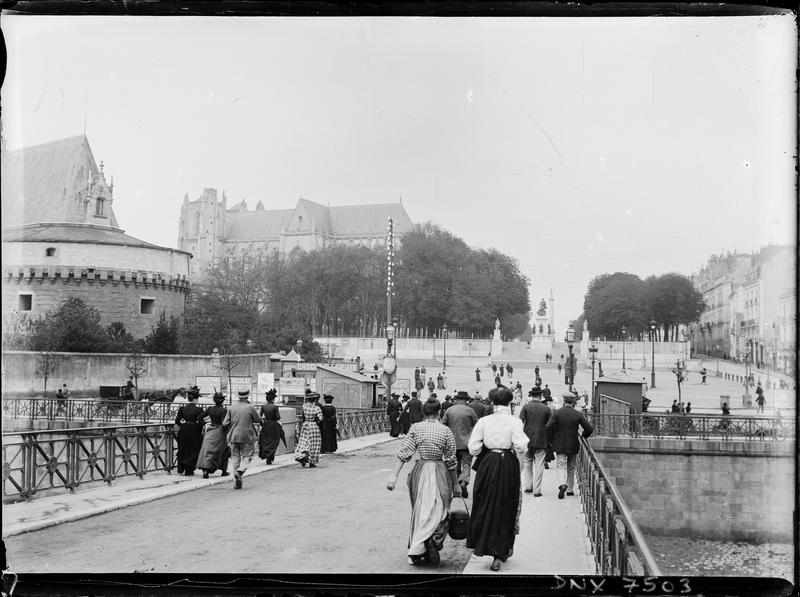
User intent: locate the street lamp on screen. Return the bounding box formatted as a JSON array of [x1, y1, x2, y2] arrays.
[[672, 358, 685, 403], [715, 344, 720, 377], [565, 325, 576, 392], [650, 319, 656, 389], [621, 326, 627, 370], [442, 324, 448, 372], [588, 343, 599, 410]]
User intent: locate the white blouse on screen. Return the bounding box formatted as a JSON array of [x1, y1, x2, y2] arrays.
[[467, 405, 529, 456]]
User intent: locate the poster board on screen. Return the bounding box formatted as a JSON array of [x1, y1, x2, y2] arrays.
[[257, 372, 275, 396], [279, 377, 308, 396], [195, 376, 222, 396], [229, 376, 253, 397]]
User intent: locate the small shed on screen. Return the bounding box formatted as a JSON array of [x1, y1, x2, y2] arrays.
[[315, 365, 381, 409], [594, 377, 648, 415]]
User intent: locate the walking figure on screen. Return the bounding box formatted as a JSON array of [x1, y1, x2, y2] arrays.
[[475, 367, 481, 382], [224, 389, 261, 489]]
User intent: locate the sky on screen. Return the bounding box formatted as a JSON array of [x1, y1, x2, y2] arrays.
[[2, 14, 796, 335]]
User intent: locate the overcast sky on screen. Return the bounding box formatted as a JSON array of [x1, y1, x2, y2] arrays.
[[3, 14, 796, 335]]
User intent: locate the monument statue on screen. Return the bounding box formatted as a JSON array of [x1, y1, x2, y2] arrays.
[[495, 318, 501, 331], [537, 299, 547, 316], [548, 323, 551, 335], [539, 323, 544, 334]]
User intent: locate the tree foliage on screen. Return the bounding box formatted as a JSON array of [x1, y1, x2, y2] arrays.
[[581, 272, 706, 340], [28, 297, 109, 352], [142, 312, 181, 354]]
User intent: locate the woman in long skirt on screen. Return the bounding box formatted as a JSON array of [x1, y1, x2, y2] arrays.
[[197, 392, 231, 478], [175, 388, 205, 476], [466, 387, 529, 571], [386, 397, 461, 566], [295, 392, 323, 467], [258, 389, 283, 464], [320, 394, 338, 454]]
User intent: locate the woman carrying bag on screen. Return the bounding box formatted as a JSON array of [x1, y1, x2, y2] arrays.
[[386, 397, 461, 566]]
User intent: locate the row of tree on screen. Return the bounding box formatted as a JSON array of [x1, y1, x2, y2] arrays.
[[4, 223, 532, 356], [578, 272, 706, 341]]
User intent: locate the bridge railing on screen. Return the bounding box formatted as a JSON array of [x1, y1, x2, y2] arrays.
[[2, 397, 181, 424], [577, 436, 662, 576], [294, 407, 389, 441], [590, 412, 794, 441], [2, 423, 176, 501]]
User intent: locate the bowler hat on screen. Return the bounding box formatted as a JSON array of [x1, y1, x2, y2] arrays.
[[528, 387, 543, 397], [456, 391, 470, 400]]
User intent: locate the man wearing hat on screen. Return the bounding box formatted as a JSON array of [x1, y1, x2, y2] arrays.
[[386, 393, 402, 437], [441, 391, 479, 497], [406, 391, 424, 426], [223, 389, 261, 489], [519, 387, 551, 496], [468, 392, 487, 419], [545, 393, 594, 499]]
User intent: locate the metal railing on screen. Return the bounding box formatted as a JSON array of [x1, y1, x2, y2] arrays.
[[577, 436, 662, 576], [3, 424, 176, 501], [3, 398, 182, 425], [590, 412, 795, 441], [294, 407, 390, 441]]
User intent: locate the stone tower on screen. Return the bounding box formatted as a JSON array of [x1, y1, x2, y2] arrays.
[[177, 188, 227, 281]]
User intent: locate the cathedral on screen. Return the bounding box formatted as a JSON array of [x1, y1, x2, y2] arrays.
[[177, 188, 414, 280]]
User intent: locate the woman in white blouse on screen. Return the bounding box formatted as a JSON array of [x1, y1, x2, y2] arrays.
[[466, 386, 529, 572]]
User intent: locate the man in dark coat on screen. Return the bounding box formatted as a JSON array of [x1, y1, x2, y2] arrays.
[[406, 391, 424, 425], [386, 393, 402, 437], [506, 363, 514, 377], [546, 393, 594, 499], [542, 384, 552, 401], [491, 363, 497, 375], [475, 367, 481, 382], [534, 365, 540, 379], [519, 387, 551, 496], [441, 391, 479, 497], [440, 394, 454, 417], [468, 393, 487, 418]]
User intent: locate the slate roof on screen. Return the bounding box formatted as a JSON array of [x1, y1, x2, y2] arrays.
[[1, 135, 119, 228], [329, 202, 413, 237], [316, 364, 380, 384], [297, 197, 333, 234], [224, 208, 294, 240], [1, 222, 178, 251]]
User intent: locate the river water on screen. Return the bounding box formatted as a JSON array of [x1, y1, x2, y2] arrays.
[[647, 535, 794, 581]]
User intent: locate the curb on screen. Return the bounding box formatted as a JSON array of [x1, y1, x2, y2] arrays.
[[3, 434, 398, 537]]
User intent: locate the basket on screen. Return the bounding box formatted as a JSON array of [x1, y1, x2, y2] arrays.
[[448, 496, 470, 540]]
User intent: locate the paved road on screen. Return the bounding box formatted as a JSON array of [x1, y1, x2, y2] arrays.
[[5, 441, 473, 574]]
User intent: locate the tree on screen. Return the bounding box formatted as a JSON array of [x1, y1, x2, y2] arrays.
[[35, 349, 62, 398], [124, 350, 147, 399], [2, 309, 35, 350], [142, 311, 181, 354], [583, 273, 649, 339], [644, 273, 706, 342], [217, 342, 242, 404], [29, 297, 109, 352], [106, 321, 135, 353]]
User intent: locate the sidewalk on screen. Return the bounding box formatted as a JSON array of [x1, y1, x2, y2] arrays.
[[2, 433, 397, 538], [462, 464, 596, 575]]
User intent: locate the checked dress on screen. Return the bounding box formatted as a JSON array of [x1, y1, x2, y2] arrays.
[[295, 402, 323, 465]]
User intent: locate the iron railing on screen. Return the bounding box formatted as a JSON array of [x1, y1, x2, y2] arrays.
[[590, 412, 795, 441], [3, 398, 182, 425], [577, 436, 662, 576], [293, 407, 390, 441], [2, 424, 176, 501]]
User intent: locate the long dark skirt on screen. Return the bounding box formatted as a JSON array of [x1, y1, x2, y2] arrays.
[[321, 419, 338, 453], [399, 411, 411, 435], [197, 426, 230, 473], [176, 422, 203, 473], [388, 413, 400, 437], [406, 460, 453, 556], [467, 449, 520, 560], [258, 420, 283, 462]]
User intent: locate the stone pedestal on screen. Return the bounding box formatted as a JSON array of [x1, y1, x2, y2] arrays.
[[530, 316, 554, 352], [491, 328, 503, 359]]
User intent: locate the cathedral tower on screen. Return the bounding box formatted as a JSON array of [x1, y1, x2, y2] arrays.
[[177, 188, 226, 281]]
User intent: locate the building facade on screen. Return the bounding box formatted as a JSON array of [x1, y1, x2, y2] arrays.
[[177, 189, 414, 280], [1, 136, 191, 340]]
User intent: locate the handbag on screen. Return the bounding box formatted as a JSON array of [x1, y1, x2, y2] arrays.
[[448, 496, 470, 540]]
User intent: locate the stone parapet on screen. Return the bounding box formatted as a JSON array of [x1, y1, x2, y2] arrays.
[[3, 265, 190, 292]]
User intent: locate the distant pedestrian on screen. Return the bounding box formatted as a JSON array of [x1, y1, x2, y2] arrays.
[[441, 391, 479, 498], [491, 363, 498, 375], [685, 401, 692, 414], [500, 364, 505, 377], [441, 371, 447, 389], [701, 368, 707, 385], [534, 365, 540, 379], [257, 389, 284, 464], [671, 400, 680, 413], [546, 393, 593, 500], [386, 397, 460, 567], [175, 388, 204, 476], [557, 363, 562, 375], [543, 385, 552, 401], [755, 383, 765, 413], [506, 363, 514, 377], [520, 386, 550, 497], [295, 392, 323, 468], [399, 395, 412, 435], [467, 387, 528, 572], [436, 373, 444, 390], [407, 391, 424, 426], [494, 374, 501, 387], [440, 394, 454, 417], [468, 394, 487, 419], [421, 365, 427, 376], [475, 367, 481, 382], [198, 392, 231, 478], [56, 387, 66, 414], [320, 394, 338, 454], [224, 389, 261, 488], [414, 366, 421, 382], [415, 376, 425, 392], [427, 377, 436, 394], [387, 393, 402, 437]]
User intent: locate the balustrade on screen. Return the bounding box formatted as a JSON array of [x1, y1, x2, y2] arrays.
[[577, 437, 661, 576]]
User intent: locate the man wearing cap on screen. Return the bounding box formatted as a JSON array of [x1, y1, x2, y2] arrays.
[[223, 389, 261, 489], [519, 387, 551, 496], [441, 391, 479, 497], [468, 393, 487, 419], [546, 393, 594, 499], [386, 393, 402, 437]]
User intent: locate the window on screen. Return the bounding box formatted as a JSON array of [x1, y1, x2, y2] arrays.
[[297, 215, 303, 230], [140, 298, 155, 314], [45, 247, 56, 257], [19, 294, 32, 311], [95, 197, 105, 216]]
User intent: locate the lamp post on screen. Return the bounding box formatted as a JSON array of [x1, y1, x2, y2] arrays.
[[650, 319, 656, 389], [442, 324, 448, 372], [565, 325, 576, 392], [621, 326, 627, 370], [715, 344, 720, 377], [672, 358, 685, 403], [588, 343, 599, 410]]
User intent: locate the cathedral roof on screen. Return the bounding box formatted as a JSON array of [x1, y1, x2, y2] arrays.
[[329, 202, 413, 237], [224, 208, 295, 240], [1, 135, 119, 228], [296, 197, 333, 233]]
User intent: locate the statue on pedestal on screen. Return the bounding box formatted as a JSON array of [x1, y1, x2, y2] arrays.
[[537, 299, 547, 317]]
